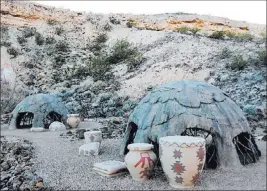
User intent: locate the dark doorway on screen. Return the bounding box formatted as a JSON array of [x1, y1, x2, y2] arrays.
[[16, 112, 34, 129], [124, 122, 138, 154], [43, 111, 63, 129], [233, 132, 261, 165]]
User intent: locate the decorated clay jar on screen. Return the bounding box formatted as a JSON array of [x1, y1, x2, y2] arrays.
[[66, 114, 81, 129], [159, 136, 206, 188], [125, 143, 157, 181], [84, 131, 102, 144]]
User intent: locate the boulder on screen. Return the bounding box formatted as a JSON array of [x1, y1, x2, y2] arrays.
[[49, 122, 66, 131]]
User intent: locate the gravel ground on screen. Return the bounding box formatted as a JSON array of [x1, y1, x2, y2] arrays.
[[1, 128, 266, 190]]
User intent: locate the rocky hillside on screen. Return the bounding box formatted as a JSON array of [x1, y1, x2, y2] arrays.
[[1, 0, 266, 136]]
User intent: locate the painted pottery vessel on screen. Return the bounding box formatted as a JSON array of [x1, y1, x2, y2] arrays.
[[66, 114, 81, 128], [159, 136, 206, 188], [84, 131, 102, 144], [125, 143, 157, 181]]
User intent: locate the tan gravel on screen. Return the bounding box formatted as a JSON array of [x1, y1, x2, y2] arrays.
[[1, 128, 266, 190]]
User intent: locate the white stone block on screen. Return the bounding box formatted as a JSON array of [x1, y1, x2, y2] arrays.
[[79, 142, 100, 156], [84, 131, 102, 144]]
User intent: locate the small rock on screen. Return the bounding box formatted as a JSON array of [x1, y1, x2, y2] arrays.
[[262, 135, 267, 141], [35, 181, 44, 188], [76, 129, 86, 139], [1, 161, 10, 171]]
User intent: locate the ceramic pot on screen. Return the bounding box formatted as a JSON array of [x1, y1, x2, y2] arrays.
[[159, 136, 206, 188], [84, 131, 102, 144], [125, 143, 157, 181], [67, 114, 81, 129]]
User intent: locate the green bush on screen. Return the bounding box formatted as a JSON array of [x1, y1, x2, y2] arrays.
[[234, 32, 253, 41], [7, 47, 19, 58], [17, 36, 27, 45], [257, 49, 267, 65], [109, 17, 120, 25], [209, 31, 225, 39], [87, 33, 108, 53], [225, 31, 236, 38], [108, 39, 138, 64], [45, 36, 56, 44], [127, 53, 146, 72], [228, 55, 247, 70], [0, 25, 10, 47], [218, 47, 232, 59], [55, 40, 69, 52], [0, 25, 9, 38], [126, 21, 136, 28], [190, 27, 201, 34], [55, 26, 64, 35], [35, 32, 44, 45], [176, 26, 200, 35], [22, 27, 36, 38], [72, 39, 145, 80], [103, 23, 112, 31], [47, 19, 58, 25]]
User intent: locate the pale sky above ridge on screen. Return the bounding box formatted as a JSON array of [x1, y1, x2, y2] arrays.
[[32, 1, 266, 25]]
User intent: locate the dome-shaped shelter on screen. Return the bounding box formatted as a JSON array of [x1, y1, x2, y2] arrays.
[[120, 80, 261, 169], [9, 93, 69, 131]]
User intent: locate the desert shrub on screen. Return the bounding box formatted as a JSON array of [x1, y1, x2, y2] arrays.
[[108, 39, 138, 64], [47, 18, 58, 25], [109, 16, 120, 25], [55, 40, 69, 52], [89, 55, 112, 80], [257, 49, 267, 65], [87, 33, 108, 53], [190, 27, 201, 34], [103, 23, 112, 31], [7, 47, 19, 58], [1, 73, 25, 113], [55, 26, 64, 35], [21, 27, 36, 38], [74, 39, 145, 80], [127, 53, 146, 72], [234, 32, 253, 41], [228, 55, 247, 70], [209, 31, 225, 39], [35, 32, 44, 45], [95, 33, 108, 44], [176, 26, 190, 34], [0, 41, 11, 47], [218, 47, 232, 59], [17, 36, 27, 45], [45, 36, 56, 44], [0, 25, 9, 38], [176, 26, 200, 34], [51, 41, 70, 68], [126, 21, 136, 28], [225, 31, 237, 38], [1, 25, 10, 47]]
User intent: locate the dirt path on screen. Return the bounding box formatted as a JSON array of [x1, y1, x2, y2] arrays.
[[1, 128, 266, 190]]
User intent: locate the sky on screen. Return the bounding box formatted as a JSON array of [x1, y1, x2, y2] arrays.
[[32, 1, 266, 25]]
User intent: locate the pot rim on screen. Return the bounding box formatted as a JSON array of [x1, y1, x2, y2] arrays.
[[127, 143, 154, 151], [67, 114, 80, 117]]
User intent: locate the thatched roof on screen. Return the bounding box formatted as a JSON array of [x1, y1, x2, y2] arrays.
[[127, 80, 250, 143]]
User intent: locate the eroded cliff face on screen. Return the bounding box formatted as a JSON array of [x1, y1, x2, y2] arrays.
[[1, 0, 266, 136]]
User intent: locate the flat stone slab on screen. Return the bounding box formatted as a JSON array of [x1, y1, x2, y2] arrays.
[[79, 142, 100, 156], [93, 160, 127, 175]]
